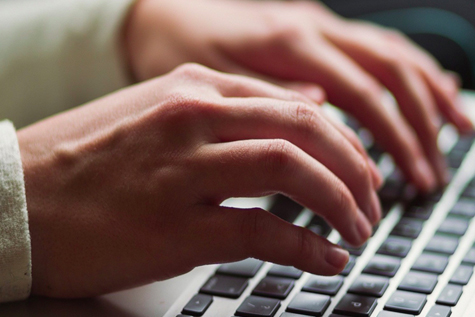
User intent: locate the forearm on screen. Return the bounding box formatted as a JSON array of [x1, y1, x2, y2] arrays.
[[0, 0, 135, 129]]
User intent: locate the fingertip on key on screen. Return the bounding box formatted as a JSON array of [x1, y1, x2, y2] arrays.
[[325, 244, 349, 270]]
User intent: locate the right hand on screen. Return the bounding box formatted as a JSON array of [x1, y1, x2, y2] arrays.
[[18, 64, 380, 298]]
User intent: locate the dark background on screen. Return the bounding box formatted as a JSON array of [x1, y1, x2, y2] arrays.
[[320, 0, 475, 89]]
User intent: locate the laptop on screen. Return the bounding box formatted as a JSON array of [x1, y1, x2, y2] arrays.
[[1, 92, 475, 317]]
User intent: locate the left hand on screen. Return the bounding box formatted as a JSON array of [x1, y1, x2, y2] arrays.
[[124, 0, 473, 192]]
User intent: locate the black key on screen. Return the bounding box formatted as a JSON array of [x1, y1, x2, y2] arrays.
[[363, 255, 401, 277], [462, 186, 475, 199], [377, 312, 415, 317], [391, 218, 423, 239], [452, 134, 474, 152], [463, 248, 475, 265], [398, 271, 438, 294], [217, 258, 263, 278], [236, 296, 281, 317], [286, 292, 330, 317], [427, 305, 452, 317], [339, 241, 367, 256], [436, 284, 463, 306], [379, 175, 405, 205], [333, 294, 378, 317], [447, 150, 465, 168], [340, 256, 356, 276], [385, 290, 426, 314], [449, 265, 473, 285], [302, 275, 343, 296], [177, 315, 193, 317], [252, 277, 294, 299], [348, 274, 389, 297], [307, 215, 332, 238], [412, 253, 448, 274], [269, 195, 304, 223], [404, 204, 433, 220], [425, 235, 459, 255], [280, 313, 311, 317], [200, 275, 248, 298], [438, 217, 469, 236], [182, 294, 213, 316], [450, 198, 475, 218], [368, 145, 384, 162], [377, 236, 412, 258], [268, 265, 303, 279]]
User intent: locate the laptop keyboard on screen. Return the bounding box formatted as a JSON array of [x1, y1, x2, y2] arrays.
[[172, 124, 475, 317]]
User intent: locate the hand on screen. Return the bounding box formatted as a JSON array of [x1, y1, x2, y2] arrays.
[[18, 64, 381, 298], [124, 0, 473, 192]]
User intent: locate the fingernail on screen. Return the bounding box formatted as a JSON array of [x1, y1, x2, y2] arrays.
[[325, 244, 349, 269], [368, 159, 383, 189], [416, 158, 437, 192], [370, 191, 382, 225], [355, 210, 372, 244]]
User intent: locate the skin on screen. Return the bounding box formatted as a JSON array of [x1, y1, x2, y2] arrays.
[[17, 0, 473, 299], [20, 64, 379, 297], [124, 0, 473, 191]]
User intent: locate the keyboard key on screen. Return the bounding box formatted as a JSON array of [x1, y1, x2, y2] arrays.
[[436, 284, 463, 306], [307, 215, 332, 238], [182, 294, 213, 316], [463, 248, 475, 265], [302, 275, 343, 296], [412, 253, 448, 274], [426, 305, 451, 317], [267, 265, 303, 280], [450, 198, 475, 218], [377, 236, 412, 258], [385, 290, 426, 314], [339, 241, 367, 256], [377, 312, 415, 317], [404, 204, 433, 220], [217, 258, 263, 278], [200, 275, 248, 298], [462, 186, 475, 199], [236, 296, 281, 317], [391, 218, 423, 239], [437, 217, 469, 236], [452, 134, 474, 152], [425, 235, 459, 255], [280, 313, 312, 317], [252, 277, 294, 299], [398, 271, 438, 294], [269, 195, 304, 223], [177, 315, 194, 317], [333, 294, 377, 317], [363, 255, 401, 277], [348, 274, 389, 297], [286, 292, 330, 316], [449, 265, 473, 285], [340, 256, 356, 276], [447, 150, 465, 168]]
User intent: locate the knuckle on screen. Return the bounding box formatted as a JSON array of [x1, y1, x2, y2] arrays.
[[262, 139, 297, 175], [239, 208, 265, 257], [291, 103, 320, 139], [332, 182, 356, 214], [296, 228, 317, 260], [173, 63, 211, 78]]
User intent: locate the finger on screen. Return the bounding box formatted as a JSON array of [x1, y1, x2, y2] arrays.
[[194, 139, 373, 245], [385, 31, 473, 132], [194, 205, 349, 275], [216, 59, 327, 104], [325, 26, 448, 184], [207, 99, 381, 223], [321, 111, 383, 189], [284, 39, 437, 192]]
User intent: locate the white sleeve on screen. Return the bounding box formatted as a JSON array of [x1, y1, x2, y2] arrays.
[[0, 0, 136, 129], [0, 120, 30, 303]]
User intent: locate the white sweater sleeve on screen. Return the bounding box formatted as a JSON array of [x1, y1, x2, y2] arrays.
[[0, 0, 136, 129], [0, 120, 30, 303]]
